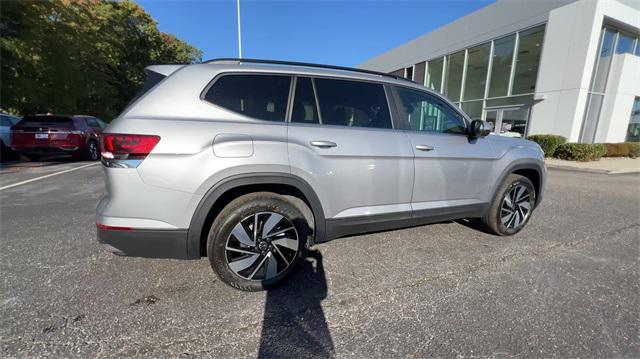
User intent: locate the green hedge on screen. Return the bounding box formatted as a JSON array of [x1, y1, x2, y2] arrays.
[[527, 135, 567, 157], [555, 143, 606, 162]]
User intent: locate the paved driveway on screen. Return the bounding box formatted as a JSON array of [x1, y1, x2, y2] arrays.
[[1, 163, 638, 358]]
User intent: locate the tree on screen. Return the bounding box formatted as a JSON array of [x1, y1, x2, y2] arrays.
[[0, 0, 202, 120]]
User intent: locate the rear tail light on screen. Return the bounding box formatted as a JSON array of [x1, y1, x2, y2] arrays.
[[100, 133, 160, 167]]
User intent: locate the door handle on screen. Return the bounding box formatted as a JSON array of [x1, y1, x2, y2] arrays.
[[310, 140, 337, 148], [415, 144, 434, 151]]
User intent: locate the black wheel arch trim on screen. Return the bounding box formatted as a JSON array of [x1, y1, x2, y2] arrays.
[[491, 159, 545, 208], [186, 172, 326, 259]]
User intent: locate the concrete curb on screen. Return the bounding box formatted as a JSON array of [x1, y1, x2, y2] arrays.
[[546, 163, 640, 175]]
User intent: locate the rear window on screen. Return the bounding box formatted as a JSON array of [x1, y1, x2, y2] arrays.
[[16, 116, 75, 129], [203, 74, 291, 122], [314, 78, 392, 129]]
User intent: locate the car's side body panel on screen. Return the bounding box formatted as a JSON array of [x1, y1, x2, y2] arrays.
[[96, 62, 546, 260]]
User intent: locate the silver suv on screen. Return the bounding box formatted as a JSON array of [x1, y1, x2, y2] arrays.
[[97, 59, 545, 291]]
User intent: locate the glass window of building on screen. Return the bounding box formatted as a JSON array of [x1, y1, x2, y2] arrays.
[[444, 50, 465, 102], [426, 57, 444, 92], [414, 61, 426, 85], [512, 25, 545, 95], [616, 33, 635, 54], [488, 34, 515, 98], [405, 66, 414, 80], [461, 100, 483, 121], [463, 42, 491, 100], [592, 29, 616, 93], [626, 97, 640, 142]]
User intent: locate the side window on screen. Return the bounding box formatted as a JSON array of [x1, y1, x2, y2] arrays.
[[203, 74, 291, 122], [314, 78, 392, 129], [291, 77, 319, 124], [85, 117, 101, 129], [396, 87, 466, 134], [97, 119, 108, 129]]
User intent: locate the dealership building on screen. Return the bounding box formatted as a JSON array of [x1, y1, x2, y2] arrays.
[[360, 0, 640, 143]]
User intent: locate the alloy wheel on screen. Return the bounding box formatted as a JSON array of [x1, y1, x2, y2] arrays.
[[225, 212, 299, 281], [89, 142, 99, 160], [500, 184, 532, 230]]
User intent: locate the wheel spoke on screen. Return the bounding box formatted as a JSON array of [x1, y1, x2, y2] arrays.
[[225, 246, 256, 255], [253, 213, 259, 242], [265, 253, 278, 280], [228, 253, 260, 273], [248, 254, 270, 279], [232, 222, 254, 247], [261, 213, 283, 238], [272, 237, 298, 250], [519, 201, 531, 212], [273, 244, 290, 266], [515, 186, 526, 202], [504, 194, 514, 209], [264, 226, 294, 238], [502, 211, 514, 225], [512, 210, 521, 228]]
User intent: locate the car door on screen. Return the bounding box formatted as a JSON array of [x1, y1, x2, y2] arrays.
[[392, 86, 497, 214], [288, 77, 415, 223]]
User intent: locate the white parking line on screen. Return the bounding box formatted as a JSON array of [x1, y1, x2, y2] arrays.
[[0, 162, 100, 191]]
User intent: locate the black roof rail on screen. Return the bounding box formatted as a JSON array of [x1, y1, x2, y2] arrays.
[[202, 58, 415, 83]]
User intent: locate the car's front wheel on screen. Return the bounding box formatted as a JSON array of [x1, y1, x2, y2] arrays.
[[207, 192, 309, 291], [481, 174, 536, 236]]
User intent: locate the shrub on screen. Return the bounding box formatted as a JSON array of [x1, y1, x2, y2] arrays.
[[604, 143, 630, 157], [527, 135, 567, 157], [627, 142, 640, 158], [555, 143, 606, 162]]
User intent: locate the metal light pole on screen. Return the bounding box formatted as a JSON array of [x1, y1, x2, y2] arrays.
[[236, 0, 242, 59]]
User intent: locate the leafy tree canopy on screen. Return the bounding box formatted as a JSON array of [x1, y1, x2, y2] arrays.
[[1, 0, 202, 120]]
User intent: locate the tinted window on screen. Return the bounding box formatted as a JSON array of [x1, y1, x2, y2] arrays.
[[291, 77, 319, 124], [314, 78, 391, 129], [16, 116, 75, 129], [396, 88, 466, 134], [85, 117, 101, 129], [204, 74, 291, 122]]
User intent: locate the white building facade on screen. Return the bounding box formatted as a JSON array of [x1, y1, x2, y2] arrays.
[[359, 0, 640, 143]]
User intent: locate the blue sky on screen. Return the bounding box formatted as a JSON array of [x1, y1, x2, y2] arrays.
[[139, 0, 493, 67]]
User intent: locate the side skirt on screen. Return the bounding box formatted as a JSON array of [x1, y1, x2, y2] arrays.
[[324, 203, 486, 241]]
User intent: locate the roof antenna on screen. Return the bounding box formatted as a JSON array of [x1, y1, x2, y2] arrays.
[[236, 0, 242, 59]]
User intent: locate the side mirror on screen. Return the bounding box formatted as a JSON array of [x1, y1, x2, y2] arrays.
[[469, 120, 489, 138]]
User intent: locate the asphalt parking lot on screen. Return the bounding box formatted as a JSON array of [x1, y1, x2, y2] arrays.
[[0, 161, 638, 358]]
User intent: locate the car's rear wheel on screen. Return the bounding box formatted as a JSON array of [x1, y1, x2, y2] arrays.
[[481, 174, 536, 236], [85, 140, 99, 161], [207, 192, 309, 291]]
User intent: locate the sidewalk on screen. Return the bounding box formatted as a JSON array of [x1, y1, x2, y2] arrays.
[[545, 157, 640, 175]]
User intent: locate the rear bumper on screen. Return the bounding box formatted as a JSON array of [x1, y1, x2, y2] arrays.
[[97, 227, 192, 259], [12, 146, 81, 155]]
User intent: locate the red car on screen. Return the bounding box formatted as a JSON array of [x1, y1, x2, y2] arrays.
[[11, 115, 107, 161]]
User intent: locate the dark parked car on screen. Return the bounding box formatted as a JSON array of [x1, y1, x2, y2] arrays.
[[11, 115, 107, 161]]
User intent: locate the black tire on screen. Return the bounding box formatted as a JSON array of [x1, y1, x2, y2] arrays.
[[481, 174, 536, 236], [207, 192, 310, 291], [84, 140, 100, 161]]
